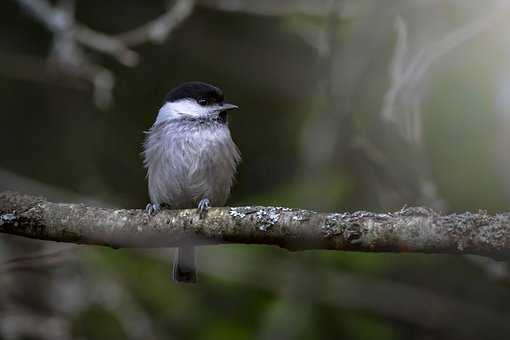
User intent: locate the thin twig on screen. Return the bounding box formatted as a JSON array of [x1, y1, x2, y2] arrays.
[[116, 0, 195, 46]]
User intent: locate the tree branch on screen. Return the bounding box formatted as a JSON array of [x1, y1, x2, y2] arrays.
[[1, 191, 510, 259]]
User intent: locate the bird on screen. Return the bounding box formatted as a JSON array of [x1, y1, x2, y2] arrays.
[[143, 81, 241, 283]]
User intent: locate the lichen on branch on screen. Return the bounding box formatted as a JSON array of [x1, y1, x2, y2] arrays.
[[1, 191, 510, 259]]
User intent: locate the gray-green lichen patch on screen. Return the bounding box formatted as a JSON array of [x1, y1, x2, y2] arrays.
[[255, 207, 282, 231], [322, 213, 346, 235], [437, 212, 510, 252], [290, 209, 312, 222], [0, 213, 18, 230], [230, 206, 310, 232], [324, 213, 366, 245], [0, 212, 17, 226], [229, 207, 258, 219], [396, 206, 435, 217]]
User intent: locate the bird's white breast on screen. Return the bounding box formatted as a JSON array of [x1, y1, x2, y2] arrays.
[[143, 118, 241, 208]]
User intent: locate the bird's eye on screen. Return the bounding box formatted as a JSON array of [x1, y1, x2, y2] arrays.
[[198, 98, 208, 106]]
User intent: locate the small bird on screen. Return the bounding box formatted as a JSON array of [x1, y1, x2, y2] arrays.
[[143, 81, 241, 283]]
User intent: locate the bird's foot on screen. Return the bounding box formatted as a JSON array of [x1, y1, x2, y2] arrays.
[[145, 203, 161, 216], [197, 198, 210, 219]]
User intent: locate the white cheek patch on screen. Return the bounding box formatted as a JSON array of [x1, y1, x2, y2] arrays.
[[156, 99, 213, 123]]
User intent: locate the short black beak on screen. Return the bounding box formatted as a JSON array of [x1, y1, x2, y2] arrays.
[[221, 102, 239, 111]]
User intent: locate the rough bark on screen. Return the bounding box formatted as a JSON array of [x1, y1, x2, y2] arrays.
[[1, 191, 510, 259]]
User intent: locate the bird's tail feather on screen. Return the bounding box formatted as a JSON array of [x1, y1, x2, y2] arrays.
[[173, 246, 197, 283]]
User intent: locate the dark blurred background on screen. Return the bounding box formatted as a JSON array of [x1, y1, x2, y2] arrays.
[[2, 0, 510, 339]]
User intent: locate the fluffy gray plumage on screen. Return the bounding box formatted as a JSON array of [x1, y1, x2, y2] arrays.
[[143, 82, 241, 283], [144, 116, 240, 209]]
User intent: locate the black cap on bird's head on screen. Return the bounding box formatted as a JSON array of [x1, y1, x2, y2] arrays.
[[156, 81, 239, 123], [164, 81, 238, 111], [165, 81, 222, 103]]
